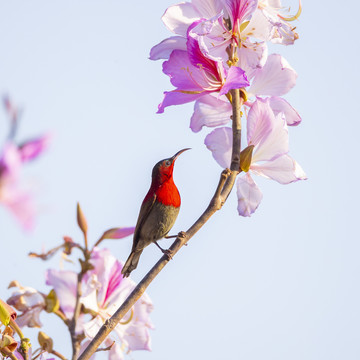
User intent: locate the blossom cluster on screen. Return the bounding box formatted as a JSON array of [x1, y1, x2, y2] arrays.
[[0, 95, 49, 230], [6, 208, 153, 360], [151, 0, 306, 216]]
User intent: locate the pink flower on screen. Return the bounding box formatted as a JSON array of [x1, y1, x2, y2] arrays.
[[157, 25, 249, 113], [0, 135, 49, 231], [190, 53, 300, 132], [46, 248, 154, 359], [150, 0, 259, 63], [205, 98, 306, 216]]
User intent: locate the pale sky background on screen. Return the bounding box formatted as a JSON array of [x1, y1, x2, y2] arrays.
[[0, 1, 359, 360]]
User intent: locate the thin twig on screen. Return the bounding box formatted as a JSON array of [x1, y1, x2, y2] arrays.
[[77, 91, 245, 360], [95, 341, 115, 353], [51, 349, 68, 360], [69, 272, 84, 360]]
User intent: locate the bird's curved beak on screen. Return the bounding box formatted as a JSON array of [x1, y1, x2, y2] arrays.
[[171, 148, 191, 162]]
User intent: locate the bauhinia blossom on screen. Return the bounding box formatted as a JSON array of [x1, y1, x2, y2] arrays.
[[157, 25, 249, 113], [46, 248, 154, 360], [205, 98, 306, 216], [190, 53, 300, 132], [0, 135, 50, 230]]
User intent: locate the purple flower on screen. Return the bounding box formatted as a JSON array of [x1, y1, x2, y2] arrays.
[[158, 26, 249, 113], [190, 53, 300, 132], [46, 248, 154, 360], [205, 98, 306, 216], [0, 135, 49, 231]]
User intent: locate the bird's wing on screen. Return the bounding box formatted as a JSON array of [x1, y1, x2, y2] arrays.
[[132, 193, 157, 251]]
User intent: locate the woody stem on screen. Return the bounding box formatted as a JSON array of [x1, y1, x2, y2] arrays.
[[77, 88, 244, 360]]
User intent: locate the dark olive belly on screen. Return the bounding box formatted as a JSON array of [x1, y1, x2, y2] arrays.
[[137, 202, 180, 249]]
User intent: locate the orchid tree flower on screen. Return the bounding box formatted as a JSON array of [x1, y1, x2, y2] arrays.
[[0, 135, 50, 231], [190, 53, 300, 132], [157, 25, 249, 113], [46, 248, 154, 360], [7, 282, 46, 328], [205, 98, 306, 216], [150, 0, 266, 79], [187, 0, 268, 76]]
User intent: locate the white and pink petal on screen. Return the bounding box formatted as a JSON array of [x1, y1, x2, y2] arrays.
[[149, 36, 187, 60], [190, 94, 232, 132], [45, 270, 77, 319], [248, 54, 297, 96], [204, 127, 232, 168], [250, 154, 307, 184], [269, 96, 301, 126], [162, 3, 201, 36], [252, 111, 289, 163], [236, 173, 263, 216]]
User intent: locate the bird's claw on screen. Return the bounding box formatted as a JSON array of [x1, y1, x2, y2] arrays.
[[162, 248, 174, 260], [178, 231, 187, 239]]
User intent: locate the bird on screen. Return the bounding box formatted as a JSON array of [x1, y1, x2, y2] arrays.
[[121, 148, 190, 277]]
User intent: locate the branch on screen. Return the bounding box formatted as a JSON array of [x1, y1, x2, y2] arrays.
[[69, 272, 84, 360], [78, 90, 245, 360]]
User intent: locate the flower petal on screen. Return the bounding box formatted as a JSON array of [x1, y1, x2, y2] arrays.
[[157, 90, 204, 114], [246, 98, 273, 147], [83, 315, 103, 339], [220, 66, 249, 96], [190, 94, 232, 132], [236, 173, 263, 216], [18, 134, 51, 163], [108, 342, 124, 360], [162, 3, 201, 36], [221, 0, 258, 32], [248, 99, 289, 163], [45, 270, 77, 319], [192, 0, 223, 17], [248, 54, 297, 96], [204, 127, 232, 168], [189, 13, 231, 62], [149, 36, 187, 60], [251, 154, 307, 184], [268, 96, 301, 126], [237, 40, 268, 80]]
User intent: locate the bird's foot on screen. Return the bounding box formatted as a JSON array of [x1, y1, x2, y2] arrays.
[[154, 241, 174, 260], [162, 248, 174, 260], [177, 231, 188, 245]]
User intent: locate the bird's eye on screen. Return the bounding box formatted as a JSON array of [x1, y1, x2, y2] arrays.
[[165, 160, 171, 166]]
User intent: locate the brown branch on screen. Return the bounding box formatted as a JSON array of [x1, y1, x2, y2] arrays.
[[51, 349, 68, 360], [69, 272, 84, 360], [77, 89, 245, 360]]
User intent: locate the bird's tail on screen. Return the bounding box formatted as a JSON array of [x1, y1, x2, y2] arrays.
[[121, 250, 143, 278]]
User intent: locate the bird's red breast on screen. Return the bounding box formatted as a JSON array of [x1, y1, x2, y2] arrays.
[[155, 178, 181, 207], [143, 177, 181, 208]]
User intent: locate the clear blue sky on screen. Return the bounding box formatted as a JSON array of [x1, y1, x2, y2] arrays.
[[1, 1, 359, 359]]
